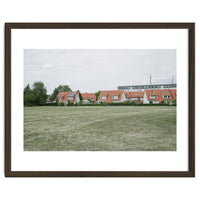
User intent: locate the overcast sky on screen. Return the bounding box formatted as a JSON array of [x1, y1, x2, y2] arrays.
[[24, 49, 176, 94]]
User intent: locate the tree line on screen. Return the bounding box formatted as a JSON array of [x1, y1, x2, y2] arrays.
[[24, 82, 47, 106], [24, 82, 72, 106], [24, 81, 101, 106]]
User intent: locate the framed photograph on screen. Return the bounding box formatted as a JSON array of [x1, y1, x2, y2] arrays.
[[5, 23, 195, 177]]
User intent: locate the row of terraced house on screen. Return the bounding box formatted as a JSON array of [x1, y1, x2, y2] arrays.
[[56, 84, 176, 104]]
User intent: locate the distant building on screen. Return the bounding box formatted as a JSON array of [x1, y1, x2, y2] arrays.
[[97, 90, 126, 103], [143, 89, 176, 104], [124, 91, 144, 103], [118, 83, 177, 92], [81, 93, 96, 103], [56, 91, 80, 104]]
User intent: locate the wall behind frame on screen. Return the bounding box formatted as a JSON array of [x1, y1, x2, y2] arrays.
[[0, 0, 199, 200]]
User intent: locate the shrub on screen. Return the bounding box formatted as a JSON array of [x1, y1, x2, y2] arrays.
[[80, 103, 107, 106], [138, 103, 170, 106], [68, 101, 73, 106], [171, 99, 176, 106], [56, 97, 59, 106], [107, 102, 136, 106], [43, 103, 57, 106], [58, 102, 64, 106]]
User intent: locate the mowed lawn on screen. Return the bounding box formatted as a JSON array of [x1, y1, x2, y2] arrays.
[[24, 106, 176, 151]]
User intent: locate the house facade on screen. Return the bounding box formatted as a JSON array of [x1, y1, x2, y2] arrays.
[[55, 88, 176, 105], [97, 90, 126, 103], [143, 89, 176, 104], [81, 93, 96, 103], [56, 91, 80, 104], [124, 91, 144, 103]]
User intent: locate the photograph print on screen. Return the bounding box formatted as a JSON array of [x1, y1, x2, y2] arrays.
[[24, 49, 177, 151]]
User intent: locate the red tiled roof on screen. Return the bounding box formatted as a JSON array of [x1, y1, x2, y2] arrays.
[[145, 89, 176, 103], [124, 91, 144, 98], [170, 89, 177, 100], [56, 91, 79, 102], [98, 90, 124, 103], [81, 93, 96, 102]]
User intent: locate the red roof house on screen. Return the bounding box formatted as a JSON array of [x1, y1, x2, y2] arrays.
[[97, 90, 126, 103], [56, 91, 80, 103], [124, 91, 144, 103], [81, 93, 96, 102], [143, 89, 176, 104]]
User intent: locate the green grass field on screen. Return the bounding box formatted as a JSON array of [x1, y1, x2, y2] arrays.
[[24, 106, 176, 151]]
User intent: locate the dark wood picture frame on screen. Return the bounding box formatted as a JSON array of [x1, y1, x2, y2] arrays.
[[5, 23, 195, 177]]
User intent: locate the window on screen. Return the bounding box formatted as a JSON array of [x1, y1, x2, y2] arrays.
[[135, 93, 138, 96], [100, 96, 106, 99], [112, 96, 118, 99], [150, 95, 158, 99], [163, 95, 171, 98], [125, 94, 128, 96], [68, 97, 73, 100], [59, 97, 62, 100], [153, 91, 155, 93], [88, 98, 93, 101]]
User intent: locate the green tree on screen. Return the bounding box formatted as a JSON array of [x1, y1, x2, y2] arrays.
[[32, 82, 47, 105], [49, 88, 59, 101], [57, 85, 72, 92], [95, 91, 101, 101], [46, 94, 51, 99], [24, 84, 31, 95], [55, 97, 59, 106], [24, 84, 35, 106], [78, 90, 83, 101], [50, 85, 72, 101]]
